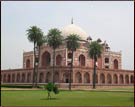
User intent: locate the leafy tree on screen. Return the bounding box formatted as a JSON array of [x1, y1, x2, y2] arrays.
[[26, 26, 43, 87], [66, 34, 80, 90], [45, 82, 59, 100], [88, 41, 103, 89], [47, 28, 63, 83]]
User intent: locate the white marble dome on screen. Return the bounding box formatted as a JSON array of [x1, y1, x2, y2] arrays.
[[61, 24, 88, 40]]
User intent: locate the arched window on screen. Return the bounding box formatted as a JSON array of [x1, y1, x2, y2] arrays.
[[84, 72, 90, 83], [26, 59, 30, 68], [42, 51, 51, 67], [105, 58, 109, 63], [21, 73, 25, 83], [39, 72, 44, 83], [113, 74, 118, 84], [100, 73, 105, 84], [54, 72, 59, 83], [56, 55, 62, 66], [46, 72, 51, 83], [107, 74, 112, 84], [125, 75, 129, 84], [130, 75, 134, 84], [79, 54, 85, 66], [68, 53, 72, 59], [27, 73, 31, 83], [119, 75, 124, 84], [12, 74, 15, 83], [7, 74, 11, 83], [114, 59, 118, 69], [75, 72, 82, 83]]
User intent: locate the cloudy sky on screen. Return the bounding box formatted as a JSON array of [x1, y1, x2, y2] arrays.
[[1, 1, 134, 70]]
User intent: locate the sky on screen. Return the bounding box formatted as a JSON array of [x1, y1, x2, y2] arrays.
[[1, 1, 134, 70]]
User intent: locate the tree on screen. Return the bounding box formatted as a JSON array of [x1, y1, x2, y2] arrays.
[[66, 34, 80, 91], [88, 41, 103, 89], [45, 82, 59, 100], [35, 36, 47, 86], [26, 26, 43, 87], [47, 28, 63, 83]]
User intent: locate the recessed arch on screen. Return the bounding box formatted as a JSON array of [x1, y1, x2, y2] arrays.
[[12, 74, 15, 83], [113, 74, 118, 84], [27, 73, 31, 83], [16, 73, 20, 83], [119, 74, 124, 84], [100, 73, 105, 84], [54, 72, 59, 83], [42, 51, 51, 67], [125, 75, 129, 84], [105, 58, 109, 63], [56, 55, 62, 66], [26, 59, 30, 68], [79, 54, 85, 66], [7, 74, 11, 83], [75, 72, 82, 83], [63, 73, 69, 83], [84, 72, 90, 83], [46, 72, 51, 83], [107, 74, 112, 84], [3, 74, 6, 83], [130, 75, 134, 84], [39, 72, 44, 83], [114, 59, 118, 69], [21, 73, 25, 83]]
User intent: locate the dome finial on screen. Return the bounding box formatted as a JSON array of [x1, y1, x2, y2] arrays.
[[71, 17, 73, 24]]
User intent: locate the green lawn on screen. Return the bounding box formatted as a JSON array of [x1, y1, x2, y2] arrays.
[[1, 90, 134, 106]]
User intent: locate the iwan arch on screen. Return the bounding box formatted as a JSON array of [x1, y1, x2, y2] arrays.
[[1, 22, 134, 88]]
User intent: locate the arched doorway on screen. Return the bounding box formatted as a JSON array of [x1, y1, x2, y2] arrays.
[[119, 74, 124, 84], [125, 75, 129, 84], [107, 74, 112, 84], [56, 55, 62, 66], [68, 53, 72, 59], [16, 73, 20, 83], [42, 51, 51, 67], [79, 54, 85, 66], [75, 72, 82, 83], [12, 74, 15, 83], [46, 72, 51, 83], [100, 73, 105, 84], [26, 59, 30, 68], [39, 72, 44, 83], [63, 73, 69, 83], [113, 74, 118, 84], [54, 72, 59, 83], [84, 72, 90, 83], [3, 74, 6, 83], [130, 75, 134, 84], [114, 59, 118, 69], [21, 73, 25, 83], [27, 73, 31, 83], [7, 74, 11, 83]]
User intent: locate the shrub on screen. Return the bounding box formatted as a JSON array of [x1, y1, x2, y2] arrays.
[[45, 82, 59, 99]]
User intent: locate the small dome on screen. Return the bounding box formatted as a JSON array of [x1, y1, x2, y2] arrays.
[[61, 24, 88, 40]]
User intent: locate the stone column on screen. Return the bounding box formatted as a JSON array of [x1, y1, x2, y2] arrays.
[[82, 72, 84, 84]]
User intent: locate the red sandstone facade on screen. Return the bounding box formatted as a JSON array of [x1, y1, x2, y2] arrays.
[[1, 23, 134, 87]]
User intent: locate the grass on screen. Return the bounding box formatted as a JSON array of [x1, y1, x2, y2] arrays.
[[1, 90, 134, 106]]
